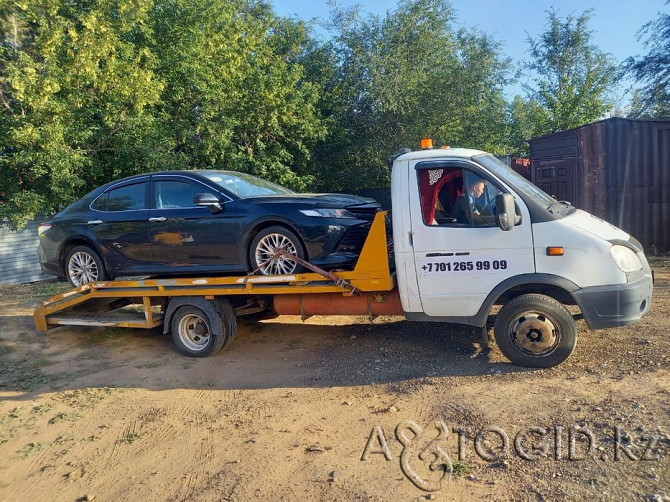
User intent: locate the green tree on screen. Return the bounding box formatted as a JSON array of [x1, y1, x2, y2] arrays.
[[150, 0, 325, 189], [507, 96, 550, 157], [0, 0, 162, 228], [523, 9, 617, 134], [309, 0, 511, 191], [0, 0, 326, 228], [624, 4, 670, 119]]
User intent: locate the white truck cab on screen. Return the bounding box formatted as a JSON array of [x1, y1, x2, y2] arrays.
[[391, 146, 653, 367]]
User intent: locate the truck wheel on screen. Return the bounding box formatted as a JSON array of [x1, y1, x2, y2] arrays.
[[170, 299, 236, 357], [493, 294, 577, 368]]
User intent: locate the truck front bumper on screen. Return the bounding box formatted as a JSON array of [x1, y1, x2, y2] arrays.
[[572, 273, 653, 329]]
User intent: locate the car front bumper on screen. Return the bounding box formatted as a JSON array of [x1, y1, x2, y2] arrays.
[[297, 217, 374, 270], [572, 272, 653, 329]]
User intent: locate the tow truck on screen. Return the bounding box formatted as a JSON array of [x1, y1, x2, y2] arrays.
[[34, 141, 654, 368]]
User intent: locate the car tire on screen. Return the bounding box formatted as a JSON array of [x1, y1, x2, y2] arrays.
[[65, 245, 108, 287], [249, 226, 306, 275], [493, 294, 577, 368]]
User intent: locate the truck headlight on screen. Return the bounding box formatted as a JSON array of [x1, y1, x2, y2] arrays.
[[610, 245, 643, 272], [299, 209, 355, 218]]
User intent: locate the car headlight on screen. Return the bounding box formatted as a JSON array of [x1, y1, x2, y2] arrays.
[[610, 245, 643, 272], [299, 209, 355, 218]]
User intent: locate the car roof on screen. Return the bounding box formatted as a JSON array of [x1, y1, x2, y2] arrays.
[[96, 169, 244, 190]]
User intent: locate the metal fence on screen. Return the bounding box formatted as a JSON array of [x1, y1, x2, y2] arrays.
[[0, 219, 54, 284]]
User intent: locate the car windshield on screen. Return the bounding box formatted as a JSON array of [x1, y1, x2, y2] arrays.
[[200, 171, 294, 198]]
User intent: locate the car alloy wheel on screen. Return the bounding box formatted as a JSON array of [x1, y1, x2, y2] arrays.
[[65, 245, 108, 287], [65, 245, 107, 287], [68, 251, 99, 286], [254, 233, 299, 275]]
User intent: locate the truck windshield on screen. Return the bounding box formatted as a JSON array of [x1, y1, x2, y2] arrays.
[[474, 154, 573, 217]]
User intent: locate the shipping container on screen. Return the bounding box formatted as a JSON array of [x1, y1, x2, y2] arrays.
[[529, 117, 670, 253]]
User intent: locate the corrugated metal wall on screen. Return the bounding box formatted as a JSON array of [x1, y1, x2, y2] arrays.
[[603, 119, 670, 253], [0, 219, 55, 284], [531, 118, 670, 253], [576, 121, 606, 217]]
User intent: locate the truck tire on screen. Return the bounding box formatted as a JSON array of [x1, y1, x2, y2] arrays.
[[493, 294, 577, 368], [170, 298, 236, 357]]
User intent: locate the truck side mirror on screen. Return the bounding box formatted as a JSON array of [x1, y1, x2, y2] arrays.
[[495, 193, 520, 231], [194, 193, 223, 212]]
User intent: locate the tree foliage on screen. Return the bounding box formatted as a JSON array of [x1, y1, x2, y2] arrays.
[[0, 0, 163, 227], [625, 4, 670, 119], [150, 0, 325, 187], [507, 96, 550, 157], [0, 0, 640, 227], [521, 9, 617, 134], [309, 0, 511, 191], [0, 0, 324, 227]]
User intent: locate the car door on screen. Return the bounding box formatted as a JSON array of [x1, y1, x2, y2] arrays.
[[408, 160, 535, 318], [88, 179, 152, 274], [147, 176, 240, 273]]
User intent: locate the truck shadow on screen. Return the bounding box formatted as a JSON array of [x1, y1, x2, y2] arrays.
[[0, 314, 536, 398]]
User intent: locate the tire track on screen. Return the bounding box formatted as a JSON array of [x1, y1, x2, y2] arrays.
[[173, 408, 215, 501]]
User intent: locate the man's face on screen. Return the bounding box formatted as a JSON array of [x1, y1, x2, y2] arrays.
[[472, 181, 485, 198]]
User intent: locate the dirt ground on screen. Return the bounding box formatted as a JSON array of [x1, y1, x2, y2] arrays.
[[0, 260, 668, 501]]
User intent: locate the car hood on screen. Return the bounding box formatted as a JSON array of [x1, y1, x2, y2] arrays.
[[245, 193, 380, 209], [564, 209, 630, 241]]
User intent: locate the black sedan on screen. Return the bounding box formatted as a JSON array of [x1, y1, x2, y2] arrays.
[[38, 171, 380, 286]]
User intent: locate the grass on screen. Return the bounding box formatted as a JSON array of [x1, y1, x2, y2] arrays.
[[53, 387, 116, 408], [78, 327, 132, 347], [135, 360, 164, 369], [451, 461, 471, 477], [0, 281, 70, 303], [117, 431, 143, 444], [18, 441, 49, 458], [48, 412, 81, 424], [0, 407, 22, 424], [0, 352, 55, 392], [32, 404, 53, 415]]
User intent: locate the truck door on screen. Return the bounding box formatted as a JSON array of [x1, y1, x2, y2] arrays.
[[408, 160, 535, 318]]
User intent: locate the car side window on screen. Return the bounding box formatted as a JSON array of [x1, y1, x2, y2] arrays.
[[417, 166, 500, 227], [91, 193, 108, 211], [106, 182, 147, 211], [155, 180, 218, 209]]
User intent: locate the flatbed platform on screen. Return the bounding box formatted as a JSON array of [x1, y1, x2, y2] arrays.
[[34, 211, 395, 334]]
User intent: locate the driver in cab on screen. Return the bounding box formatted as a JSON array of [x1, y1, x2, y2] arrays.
[[451, 177, 495, 226]]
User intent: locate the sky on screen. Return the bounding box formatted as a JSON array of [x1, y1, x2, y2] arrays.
[[272, 0, 667, 101]]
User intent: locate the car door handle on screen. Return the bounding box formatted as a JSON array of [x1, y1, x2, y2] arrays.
[[87, 220, 102, 225], [148, 217, 167, 223]]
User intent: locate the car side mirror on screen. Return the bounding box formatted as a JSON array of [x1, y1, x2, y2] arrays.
[[194, 193, 223, 212], [495, 193, 521, 231]]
